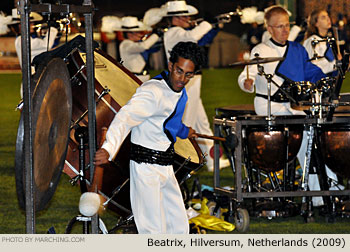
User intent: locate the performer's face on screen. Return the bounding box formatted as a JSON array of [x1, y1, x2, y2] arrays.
[[267, 13, 290, 44], [172, 16, 191, 28], [315, 11, 331, 32], [168, 56, 195, 92]]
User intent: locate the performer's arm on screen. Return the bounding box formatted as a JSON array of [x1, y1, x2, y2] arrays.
[[101, 85, 158, 161], [123, 34, 159, 53]]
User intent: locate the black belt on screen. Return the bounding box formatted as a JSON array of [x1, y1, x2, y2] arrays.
[[256, 92, 289, 103], [130, 143, 174, 166]]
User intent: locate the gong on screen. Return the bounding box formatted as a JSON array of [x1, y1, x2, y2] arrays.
[[15, 57, 72, 212]]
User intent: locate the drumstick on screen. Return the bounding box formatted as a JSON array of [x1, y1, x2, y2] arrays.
[[243, 52, 250, 79], [196, 133, 226, 142]]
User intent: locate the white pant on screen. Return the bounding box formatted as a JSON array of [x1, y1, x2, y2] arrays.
[[129, 161, 189, 234], [182, 75, 213, 162]]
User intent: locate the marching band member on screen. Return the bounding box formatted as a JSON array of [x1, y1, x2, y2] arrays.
[[94, 42, 205, 234], [162, 0, 229, 171], [117, 16, 161, 82], [238, 5, 328, 116], [237, 6, 334, 203], [303, 10, 338, 74], [8, 9, 59, 98], [303, 9, 344, 207]]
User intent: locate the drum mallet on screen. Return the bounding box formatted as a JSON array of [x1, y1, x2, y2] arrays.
[[195, 133, 226, 142]]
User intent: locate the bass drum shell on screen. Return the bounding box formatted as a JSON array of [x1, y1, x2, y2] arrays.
[[246, 124, 303, 173], [319, 123, 350, 179]]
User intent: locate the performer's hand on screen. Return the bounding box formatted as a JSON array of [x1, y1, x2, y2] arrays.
[[244, 79, 254, 91], [94, 148, 110, 166], [188, 127, 198, 139], [337, 53, 343, 61]]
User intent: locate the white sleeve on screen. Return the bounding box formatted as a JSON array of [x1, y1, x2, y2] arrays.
[[182, 21, 213, 41], [303, 37, 336, 74], [101, 84, 159, 160], [288, 25, 301, 41], [30, 27, 58, 59], [122, 34, 159, 54]]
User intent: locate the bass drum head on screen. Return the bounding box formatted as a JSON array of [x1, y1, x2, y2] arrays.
[[247, 124, 303, 172], [15, 58, 72, 212], [319, 124, 350, 178]]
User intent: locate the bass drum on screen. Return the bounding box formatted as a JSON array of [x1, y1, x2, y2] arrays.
[[246, 122, 303, 173], [64, 48, 204, 217], [319, 123, 350, 179]]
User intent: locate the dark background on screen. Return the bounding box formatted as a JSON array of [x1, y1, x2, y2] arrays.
[[0, 0, 281, 36]]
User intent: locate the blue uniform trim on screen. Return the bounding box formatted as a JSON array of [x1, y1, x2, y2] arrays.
[[163, 90, 189, 143], [153, 71, 189, 143], [198, 28, 219, 46], [275, 41, 327, 84], [324, 44, 335, 62]]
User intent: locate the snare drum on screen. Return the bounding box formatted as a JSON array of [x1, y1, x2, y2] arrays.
[[290, 81, 315, 103], [246, 123, 303, 173]]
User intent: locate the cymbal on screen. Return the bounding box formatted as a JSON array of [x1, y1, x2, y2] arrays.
[[15, 58, 72, 212], [229, 56, 285, 66]]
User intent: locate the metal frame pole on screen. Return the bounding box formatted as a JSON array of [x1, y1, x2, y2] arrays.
[[83, 0, 98, 234], [19, 0, 35, 233], [19, 0, 98, 233]]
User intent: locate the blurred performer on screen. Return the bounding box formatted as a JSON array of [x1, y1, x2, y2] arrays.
[[303, 10, 339, 74], [303, 10, 344, 206], [8, 9, 59, 97], [118, 16, 161, 82], [163, 0, 229, 171], [238, 6, 333, 195], [94, 42, 205, 234]]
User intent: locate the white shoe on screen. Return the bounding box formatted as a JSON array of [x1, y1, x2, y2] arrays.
[[206, 157, 231, 172]]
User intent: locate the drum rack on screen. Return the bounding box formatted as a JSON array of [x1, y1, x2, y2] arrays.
[[19, 0, 98, 233], [212, 113, 350, 231]]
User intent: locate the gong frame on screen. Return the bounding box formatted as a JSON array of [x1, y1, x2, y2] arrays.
[[19, 0, 98, 233]]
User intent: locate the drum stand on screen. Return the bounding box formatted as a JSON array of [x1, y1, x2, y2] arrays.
[[256, 63, 297, 123], [66, 126, 95, 234]]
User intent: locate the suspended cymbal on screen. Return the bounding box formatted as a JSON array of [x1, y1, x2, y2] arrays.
[[15, 58, 72, 212], [229, 56, 285, 66]]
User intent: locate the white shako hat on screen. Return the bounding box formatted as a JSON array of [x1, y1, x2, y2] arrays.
[[8, 8, 43, 24], [164, 1, 198, 17]]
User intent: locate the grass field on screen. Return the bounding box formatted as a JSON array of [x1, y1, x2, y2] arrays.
[[1, 69, 350, 234]]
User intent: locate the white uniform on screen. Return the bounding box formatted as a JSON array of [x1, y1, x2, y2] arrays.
[[238, 39, 330, 206], [15, 27, 58, 68], [238, 39, 306, 116], [119, 34, 159, 82], [303, 34, 341, 206], [15, 27, 58, 98], [164, 21, 218, 169], [102, 77, 189, 234]]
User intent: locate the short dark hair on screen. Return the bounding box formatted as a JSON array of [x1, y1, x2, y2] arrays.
[[265, 5, 289, 24], [169, 41, 206, 71]]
